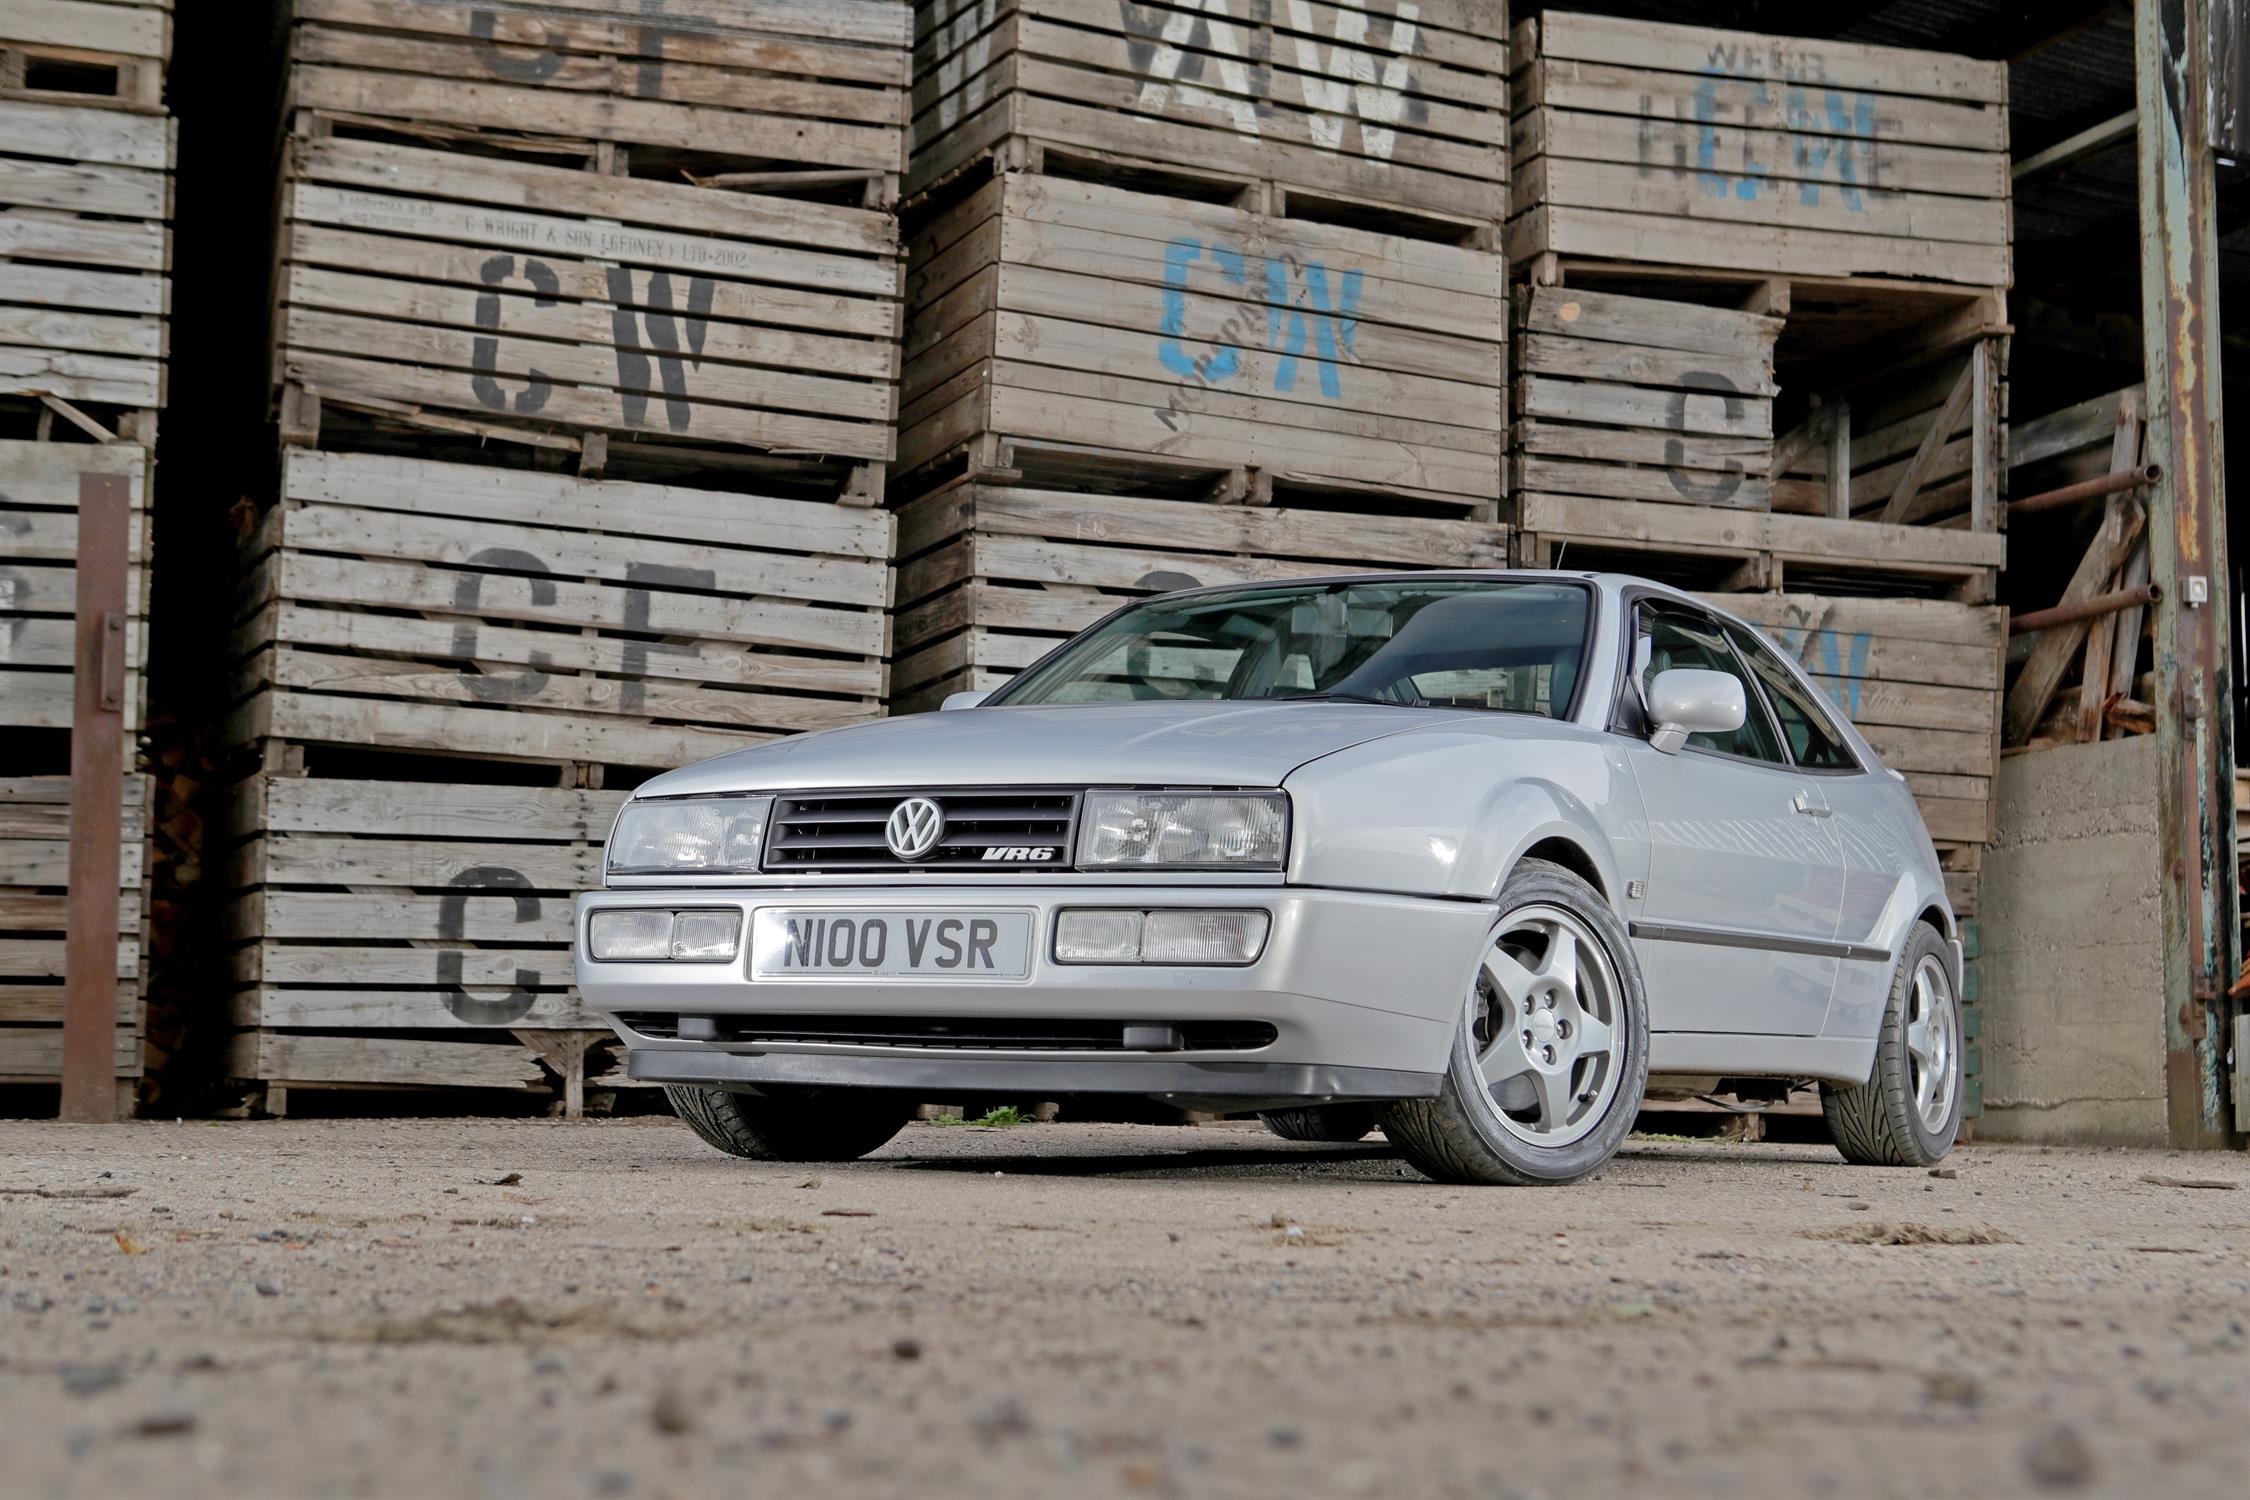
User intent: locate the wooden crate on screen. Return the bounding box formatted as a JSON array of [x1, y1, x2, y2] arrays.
[[0, 437, 151, 740], [287, 0, 908, 193], [1511, 286, 1777, 512], [1508, 12, 2010, 289], [273, 136, 903, 497], [229, 449, 893, 774], [223, 774, 627, 1101], [1717, 593, 2004, 867], [892, 478, 1509, 711], [0, 774, 149, 1087], [1, 96, 173, 430], [901, 172, 1506, 508], [910, 0, 1509, 233], [1514, 492, 2002, 601], [0, 0, 169, 107]]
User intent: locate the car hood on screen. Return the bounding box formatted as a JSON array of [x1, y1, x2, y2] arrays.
[[633, 701, 1483, 796]]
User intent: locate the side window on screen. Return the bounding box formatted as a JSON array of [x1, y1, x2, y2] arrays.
[[1727, 625, 1860, 771], [1637, 607, 1785, 763]]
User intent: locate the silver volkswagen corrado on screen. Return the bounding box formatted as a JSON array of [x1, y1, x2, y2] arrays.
[[574, 572, 1963, 1184]]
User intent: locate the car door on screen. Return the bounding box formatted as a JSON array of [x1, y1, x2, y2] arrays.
[[1724, 621, 1918, 1043], [1621, 601, 1845, 1037]]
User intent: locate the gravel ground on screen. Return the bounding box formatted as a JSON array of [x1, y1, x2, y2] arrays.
[[3, 1115, 2248, 1500]]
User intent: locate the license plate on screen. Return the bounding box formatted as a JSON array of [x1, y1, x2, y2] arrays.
[[750, 909, 1035, 981]]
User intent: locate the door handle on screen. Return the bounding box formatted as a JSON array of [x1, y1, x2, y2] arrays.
[[1791, 792, 1832, 818]]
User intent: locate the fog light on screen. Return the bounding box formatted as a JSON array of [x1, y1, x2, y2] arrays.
[[588, 910, 674, 961], [1053, 909, 1269, 966], [1142, 909, 1268, 965], [1054, 910, 1143, 963], [586, 910, 741, 963], [670, 910, 743, 962]]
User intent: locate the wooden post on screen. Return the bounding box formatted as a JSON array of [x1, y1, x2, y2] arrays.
[[2135, 0, 2241, 1148], [58, 473, 132, 1123]]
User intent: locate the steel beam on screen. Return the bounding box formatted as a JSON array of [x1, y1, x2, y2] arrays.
[[2135, 0, 2241, 1148]]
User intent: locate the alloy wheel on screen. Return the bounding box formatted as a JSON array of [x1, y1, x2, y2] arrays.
[[1466, 904, 1626, 1148]]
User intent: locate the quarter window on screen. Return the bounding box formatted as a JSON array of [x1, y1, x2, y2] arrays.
[[1636, 607, 1785, 764], [1727, 625, 1859, 771]]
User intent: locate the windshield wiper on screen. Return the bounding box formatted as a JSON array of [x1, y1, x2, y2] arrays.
[[1274, 691, 1432, 709]]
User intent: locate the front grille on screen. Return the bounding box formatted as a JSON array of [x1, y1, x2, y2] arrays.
[[617, 1014, 1277, 1052], [763, 789, 1079, 873]]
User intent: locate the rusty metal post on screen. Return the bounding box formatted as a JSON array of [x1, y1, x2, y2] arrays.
[[57, 472, 131, 1124], [2135, 0, 2241, 1148]]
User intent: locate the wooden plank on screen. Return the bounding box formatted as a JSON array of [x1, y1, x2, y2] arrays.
[[1879, 358, 1978, 522], [283, 449, 889, 562], [1532, 12, 2006, 105], [226, 1030, 545, 1089], [1518, 492, 2005, 571]]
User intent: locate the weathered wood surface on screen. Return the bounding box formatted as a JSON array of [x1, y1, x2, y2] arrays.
[[0, 775, 149, 1080], [0, 0, 170, 108], [230, 450, 891, 769], [276, 137, 901, 476], [1508, 13, 2010, 288], [891, 478, 1508, 709], [1514, 490, 2002, 600], [0, 98, 172, 411], [902, 172, 1505, 505], [1714, 594, 2004, 848], [226, 775, 624, 1041], [0, 439, 152, 733], [1511, 286, 1776, 512], [910, 0, 1508, 224], [289, 0, 907, 181]]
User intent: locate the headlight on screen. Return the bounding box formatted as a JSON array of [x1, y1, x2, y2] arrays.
[[1076, 792, 1287, 870], [606, 796, 772, 876]]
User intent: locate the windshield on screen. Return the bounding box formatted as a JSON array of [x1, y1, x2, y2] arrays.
[[993, 578, 1592, 718]]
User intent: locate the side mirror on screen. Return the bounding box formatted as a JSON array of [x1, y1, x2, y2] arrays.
[[939, 690, 990, 712], [1646, 668, 1745, 755]]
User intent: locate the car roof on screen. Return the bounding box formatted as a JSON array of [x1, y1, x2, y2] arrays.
[[1133, 569, 1706, 612]]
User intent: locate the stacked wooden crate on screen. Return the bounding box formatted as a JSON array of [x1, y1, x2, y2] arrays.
[[1505, 14, 2015, 923], [1, 0, 172, 439], [912, 0, 1510, 235], [222, 0, 909, 1109], [1507, 11, 2011, 287], [896, 0, 1512, 709], [0, 1, 172, 1109]]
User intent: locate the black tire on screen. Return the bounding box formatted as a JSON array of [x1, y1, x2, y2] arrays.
[[1259, 1103, 1380, 1143], [665, 1085, 914, 1162], [1821, 923, 1963, 1167], [1380, 859, 1649, 1186]]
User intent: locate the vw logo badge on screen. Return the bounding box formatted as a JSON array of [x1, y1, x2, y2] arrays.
[[886, 796, 946, 861]]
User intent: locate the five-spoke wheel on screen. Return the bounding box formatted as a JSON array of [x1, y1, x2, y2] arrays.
[[1468, 906, 1625, 1149], [1383, 859, 1649, 1185]]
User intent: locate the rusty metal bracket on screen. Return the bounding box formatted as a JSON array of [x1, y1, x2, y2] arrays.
[[58, 473, 131, 1123]]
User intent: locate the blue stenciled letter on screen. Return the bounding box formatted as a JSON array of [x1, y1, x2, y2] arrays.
[[1159, 237, 1247, 382], [1267, 258, 1363, 399]]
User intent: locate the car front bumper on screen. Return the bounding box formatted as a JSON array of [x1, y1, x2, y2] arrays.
[[573, 885, 1494, 1107]]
